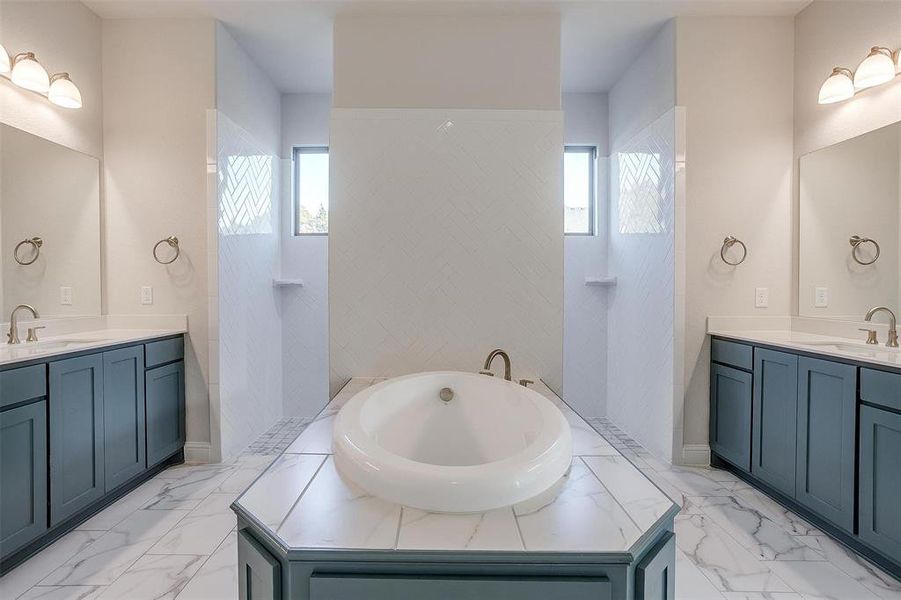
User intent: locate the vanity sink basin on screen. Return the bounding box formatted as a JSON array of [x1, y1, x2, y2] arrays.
[[0, 338, 109, 357], [799, 340, 900, 356]]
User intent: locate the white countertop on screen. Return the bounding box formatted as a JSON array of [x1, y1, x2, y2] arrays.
[[234, 378, 677, 555], [0, 327, 186, 367], [708, 328, 901, 369]]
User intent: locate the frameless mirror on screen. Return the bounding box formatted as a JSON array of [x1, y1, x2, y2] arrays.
[[799, 121, 901, 319], [1, 124, 101, 318]]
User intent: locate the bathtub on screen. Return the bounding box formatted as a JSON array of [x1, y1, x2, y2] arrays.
[[332, 371, 572, 513]]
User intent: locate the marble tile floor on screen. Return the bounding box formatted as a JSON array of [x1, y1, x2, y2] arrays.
[[3, 415, 900, 600]]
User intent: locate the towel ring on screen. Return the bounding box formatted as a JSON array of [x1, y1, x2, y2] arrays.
[[720, 236, 747, 266], [850, 235, 880, 266], [153, 236, 180, 264], [14, 237, 43, 266]]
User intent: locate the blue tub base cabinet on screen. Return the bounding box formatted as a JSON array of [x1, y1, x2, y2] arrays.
[[0, 401, 48, 557], [859, 405, 901, 564], [237, 523, 675, 600]]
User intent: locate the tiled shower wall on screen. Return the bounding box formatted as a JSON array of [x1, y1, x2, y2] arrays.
[[211, 111, 284, 459], [328, 108, 564, 396], [606, 109, 677, 462]]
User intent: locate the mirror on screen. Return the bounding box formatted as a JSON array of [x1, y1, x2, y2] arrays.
[[799, 121, 901, 319], [1, 124, 101, 318]]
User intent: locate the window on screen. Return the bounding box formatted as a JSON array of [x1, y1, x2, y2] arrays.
[[293, 146, 329, 235], [564, 145, 597, 235]]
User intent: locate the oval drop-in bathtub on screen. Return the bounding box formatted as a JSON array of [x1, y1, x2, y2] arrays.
[[332, 371, 573, 513]]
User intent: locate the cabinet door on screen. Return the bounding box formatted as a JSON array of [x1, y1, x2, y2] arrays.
[[238, 529, 281, 600], [796, 357, 856, 532], [103, 346, 146, 491], [0, 401, 48, 557], [752, 349, 798, 497], [710, 363, 752, 471], [859, 405, 901, 563], [146, 361, 185, 467], [49, 354, 104, 525]]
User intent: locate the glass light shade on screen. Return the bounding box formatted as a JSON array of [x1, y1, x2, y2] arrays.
[[853, 47, 895, 90], [48, 73, 82, 108], [818, 68, 855, 104], [10, 52, 49, 93], [0, 44, 10, 74]]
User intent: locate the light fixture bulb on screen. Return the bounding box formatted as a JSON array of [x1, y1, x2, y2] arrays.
[[48, 73, 82, 108], [853, 47, 896, 90], [818, 67, 855, 104], [10, 52, 49, 93], [0, 44, 10, 74]]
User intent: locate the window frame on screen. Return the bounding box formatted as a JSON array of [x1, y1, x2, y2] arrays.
[[292, 145, 329, 236], [563, 145, 598, 236]]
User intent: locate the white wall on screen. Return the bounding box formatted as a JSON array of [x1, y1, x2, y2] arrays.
[[280, 93, 330, 417], [212, 24, 283, 459], [0, 1, 103, 158], [793, 1, 901, 315], [677, 17, 795, 459], [103, 19, 216, 455], [333, 14, 561, 110], [563, 92, 609, 418], [606, 22, 678, 462]]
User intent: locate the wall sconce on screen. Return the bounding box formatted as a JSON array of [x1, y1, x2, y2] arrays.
[[0, 45, 82, 109], [818, 45, 900, 104]]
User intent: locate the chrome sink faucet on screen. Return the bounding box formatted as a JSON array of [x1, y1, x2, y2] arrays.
[[7, 304, 40, 345], [865, 306, 899, 348], [480, 349, 512, 381]]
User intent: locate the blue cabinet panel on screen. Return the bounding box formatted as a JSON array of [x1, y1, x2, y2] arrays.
[[0, 401, 47, 556], [103, 346, 146, 491], [49, 355, 104, 525], [0, 365, 46, 410], [146, 361, 185, 467], [752, 348, 798, 497], [710, 363, 752, 472], [636, 532, 675, 600], [859, 405, 901, 564], [796, 358, 856, 533], [145, 337, 184, 369], [711, 338, 753, 371], [860, 368, 901, 412], [238, 529, 281, 600]]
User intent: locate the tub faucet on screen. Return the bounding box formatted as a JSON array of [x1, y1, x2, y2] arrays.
[[7, 304, 40, 345], [480, 349, 512, 381], [865, 306, 899, 348]]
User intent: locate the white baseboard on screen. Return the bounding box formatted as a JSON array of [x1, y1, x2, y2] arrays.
[[680, 444, 711, 467], [183, 442, 212, 464]]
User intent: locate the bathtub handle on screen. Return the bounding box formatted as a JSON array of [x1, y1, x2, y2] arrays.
[[519, 379, 534, 388]]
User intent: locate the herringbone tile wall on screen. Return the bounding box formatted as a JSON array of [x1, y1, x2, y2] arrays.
[[215, 112, 283, 459], [328, 108, 564, 397], [606, 109, 677, 462]]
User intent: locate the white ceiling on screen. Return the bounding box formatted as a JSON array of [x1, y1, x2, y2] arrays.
[[84, 0, 809, 94]]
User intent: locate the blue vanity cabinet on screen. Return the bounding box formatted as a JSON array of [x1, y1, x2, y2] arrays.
[[751, 348, 799, 497], [859, 370, 901, 564], [146, 360, 185, 468], [795, 357, 857, 533], [710, 362, 753, 472], [103, 346, 146, 491], [49, 354, 105, 525], [0, 399, 48, 557], [238, 529, 281, 600]]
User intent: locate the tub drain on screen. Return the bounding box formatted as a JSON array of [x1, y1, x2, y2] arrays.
[[439, 387, 454, 402]]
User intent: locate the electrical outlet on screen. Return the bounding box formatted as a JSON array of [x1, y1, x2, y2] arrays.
[[60, 286, 73, 306], [141, 286, 153, 305], [755, 287, 769, 308], [815, 287, 829, 308]]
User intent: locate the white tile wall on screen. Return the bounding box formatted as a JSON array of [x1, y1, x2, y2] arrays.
[[606, 109, 677, 462], [328, 108, 564, 396], [214, 112, 283, 459]]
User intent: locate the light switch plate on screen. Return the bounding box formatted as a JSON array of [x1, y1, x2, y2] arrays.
[[755, 287, 769, 308], [815, 287, 829, 308], [60, 286, 73, 306], [141, 286, 153, 305]]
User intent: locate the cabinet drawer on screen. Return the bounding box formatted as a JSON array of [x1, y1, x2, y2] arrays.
[[861, 369, 901, 412], [145, 337, 184, 369], [711, 338, 753, 371], [0, 365, 47, 410]]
